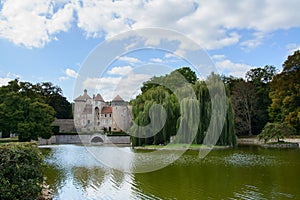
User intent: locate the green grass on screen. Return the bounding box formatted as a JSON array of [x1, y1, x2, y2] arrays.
[[0, 136, 19, 144], [267, 141, 294, 144]]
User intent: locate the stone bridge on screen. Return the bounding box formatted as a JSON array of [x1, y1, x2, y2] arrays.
[[38, 134, 130, 145]]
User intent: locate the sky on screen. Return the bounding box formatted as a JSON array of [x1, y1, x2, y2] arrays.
[[0, 0, 300, 102]]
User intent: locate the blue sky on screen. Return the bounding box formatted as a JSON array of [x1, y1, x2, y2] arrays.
[[1, 0, 300, 102]]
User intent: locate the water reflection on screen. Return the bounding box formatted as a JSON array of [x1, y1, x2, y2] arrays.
[[41, 145, 161, 199], [40, 145, 300, 200]]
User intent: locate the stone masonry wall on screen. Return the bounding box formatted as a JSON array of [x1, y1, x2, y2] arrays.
[[38, 134, 130, 145]]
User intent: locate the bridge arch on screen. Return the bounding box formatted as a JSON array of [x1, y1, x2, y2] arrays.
[[91, 136, 104, 143]]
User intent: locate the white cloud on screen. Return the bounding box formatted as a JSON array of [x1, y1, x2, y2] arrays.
[[150, 58, 163, 63], [215, 59, 253, 78], [107, 66, 133, 75], [0, 0, 74, 48], [58, 76, 69, 81], [165, 53, 176, 58], [73, 0, 300, 50], [83, 72, 151, 101], [240, 32, 266, 49], [1, 0, 300, 50], [286, 43, 300, 54], [211, 54, 226, 60], [118, 56, 141, 64], [0, 77, 11, 86], [65, 68, 78, 78], [0, 72, 20, 86]]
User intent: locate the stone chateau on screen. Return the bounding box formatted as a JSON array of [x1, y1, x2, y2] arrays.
[[73, 89, 132, 133]]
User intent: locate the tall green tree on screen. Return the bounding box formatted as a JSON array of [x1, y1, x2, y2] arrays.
[[175, 67, 197, 84], [35, 82, 73, 119], [18, 99, 55, 141], [221, 75, 244, 92], [269, 50, 300, 133], [245, 65, 277, 134], [0, 80, 55, 140], [0, 92, 23, 137]]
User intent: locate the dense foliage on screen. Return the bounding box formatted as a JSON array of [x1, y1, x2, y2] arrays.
[[130, 68, 236, 147], [269, 50, 300, 133], [245, 65, 277, 134], [0, 79, 58, 140], [224, 65, 276, 136], [0, 143, 44, 200]]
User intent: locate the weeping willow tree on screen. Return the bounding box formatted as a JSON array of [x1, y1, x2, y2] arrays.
[[130, 86, 179, 146], [193, 74, 236, 147], [130, 68, 236, 147]]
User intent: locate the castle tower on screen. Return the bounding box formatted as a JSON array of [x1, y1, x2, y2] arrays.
[[93, 93, 106, 131], [112, 95, 131, 132], [74, 89, 93, 131]]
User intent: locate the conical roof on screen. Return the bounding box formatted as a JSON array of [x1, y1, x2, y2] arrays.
[[94, 93, 104, 102], [74, 89, 92, 102], [112, 95, 124, 102]]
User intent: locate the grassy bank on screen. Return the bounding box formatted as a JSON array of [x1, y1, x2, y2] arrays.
[[134, 143, 230, 150], [0, 137, 19, 145]]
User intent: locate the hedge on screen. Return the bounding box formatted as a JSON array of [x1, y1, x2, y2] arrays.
[[0, 143, 44, 200]]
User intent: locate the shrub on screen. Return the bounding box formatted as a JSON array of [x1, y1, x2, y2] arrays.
[[52, 125, 60, 135], [0, 143, 44, 200], [258, 122, 296, 143]]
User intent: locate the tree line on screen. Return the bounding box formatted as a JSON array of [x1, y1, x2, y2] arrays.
[[0, 80, 72, 141], [0, 50, 299, 143], [130, 50, 300, 146], [130, 67, 236, 147], [223, 50, 300, 137]]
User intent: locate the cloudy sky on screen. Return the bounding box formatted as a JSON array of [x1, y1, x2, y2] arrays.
[[0, 0, 300, 101]]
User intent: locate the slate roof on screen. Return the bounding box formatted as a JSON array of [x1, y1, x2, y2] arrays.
[[112, 95, 124, 102], [94, 93, 104, 102], [74, 89, 92, 102]]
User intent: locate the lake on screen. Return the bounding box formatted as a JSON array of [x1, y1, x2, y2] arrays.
[[40, 145, 300, 199]]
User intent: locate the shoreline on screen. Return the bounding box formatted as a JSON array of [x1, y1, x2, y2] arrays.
[[237, 137, 300, 146], [134, 144, 231, 151]]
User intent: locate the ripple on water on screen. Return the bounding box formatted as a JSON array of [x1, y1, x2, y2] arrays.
[[231, 184, 268, 200], [224, 153, 279, 167], [171, 151, 288, 168]]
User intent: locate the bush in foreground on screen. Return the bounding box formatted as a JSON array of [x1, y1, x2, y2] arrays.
[[0, 143, 44, 200]]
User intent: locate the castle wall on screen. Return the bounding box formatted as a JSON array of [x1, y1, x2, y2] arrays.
[[37, 134, 130, 145], [52, 119, 76, 132]]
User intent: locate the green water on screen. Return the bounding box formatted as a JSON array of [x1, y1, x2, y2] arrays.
[[40, 145, 300, 199]]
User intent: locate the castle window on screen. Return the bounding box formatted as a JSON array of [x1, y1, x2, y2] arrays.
[[105, 114, 107, 117], [88, 120, 90, 124], [109, 114, 111, 117]]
